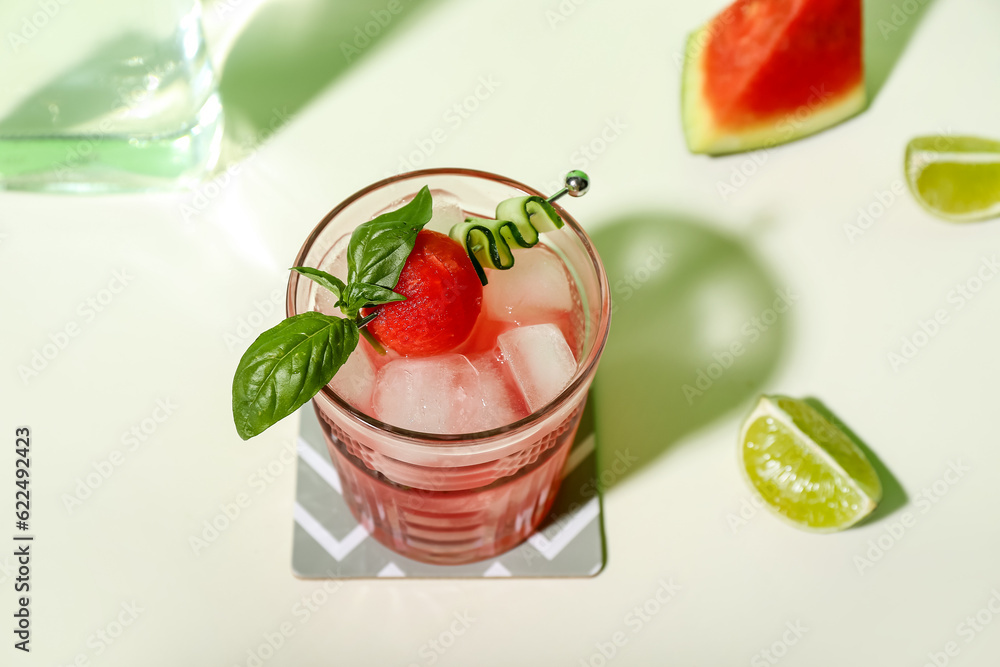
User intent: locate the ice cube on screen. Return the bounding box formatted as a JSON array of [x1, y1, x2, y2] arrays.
[[483, 248, 574, 324], [372, 355, 485, 434], [498, 324, 577, 412], [314, 232, 350, 316], [425, 197, 466, 235], [466, 353, 528, 431], [329, 346, 376, 414]]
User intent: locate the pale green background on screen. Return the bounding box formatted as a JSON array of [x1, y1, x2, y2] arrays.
[[2, 0, 1000, 665]]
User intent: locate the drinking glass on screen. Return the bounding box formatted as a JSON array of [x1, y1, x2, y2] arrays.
[[288, 168, 611, 565]]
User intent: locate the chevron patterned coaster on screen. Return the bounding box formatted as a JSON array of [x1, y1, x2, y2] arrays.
[[291, 399, 606, 578]]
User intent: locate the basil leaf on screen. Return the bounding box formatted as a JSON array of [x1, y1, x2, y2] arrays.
[[232, 312, 359, 440], [290, 267, 347, 302], [347, 185, 432, 289], [343, 282, 406, 315]]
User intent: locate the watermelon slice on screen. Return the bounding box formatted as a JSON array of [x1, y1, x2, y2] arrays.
[[682, 0, 866, 155]]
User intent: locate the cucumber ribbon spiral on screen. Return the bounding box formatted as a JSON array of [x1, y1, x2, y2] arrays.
[[448, 196, 564, 285]]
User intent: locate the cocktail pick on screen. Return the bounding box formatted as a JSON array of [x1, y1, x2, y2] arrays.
[[547, 170, 590, 203]]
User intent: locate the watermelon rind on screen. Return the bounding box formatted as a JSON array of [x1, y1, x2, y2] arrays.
[[681, 25, 866, 156]]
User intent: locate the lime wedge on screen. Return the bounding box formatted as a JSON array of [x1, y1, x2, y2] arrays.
[[738, 395, 882, 533], [905, 136, 1000, 222]]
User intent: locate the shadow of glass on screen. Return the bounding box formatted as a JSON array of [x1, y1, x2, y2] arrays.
[[804, 397, 908, 525], [865, 0, 938, 103], [589, 212, 787, 490], [212, 0, 441, 163]]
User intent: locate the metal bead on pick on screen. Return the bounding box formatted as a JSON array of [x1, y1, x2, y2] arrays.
[[547, 170, 590, 203]]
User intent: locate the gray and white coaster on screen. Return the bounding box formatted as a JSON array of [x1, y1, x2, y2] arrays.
[[291, 400, 605, 578]]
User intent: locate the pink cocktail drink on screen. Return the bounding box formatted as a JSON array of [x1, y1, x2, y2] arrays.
[[288, 169, 610, 564]]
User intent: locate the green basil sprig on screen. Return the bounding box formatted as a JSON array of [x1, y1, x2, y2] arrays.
[[232, 186, 432, 440], [232, 313, 359, 440]]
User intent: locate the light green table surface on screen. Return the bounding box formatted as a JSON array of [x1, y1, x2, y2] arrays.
[[3, 0, 999, 665]]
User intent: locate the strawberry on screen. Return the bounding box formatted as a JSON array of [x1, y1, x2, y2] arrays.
[[363, 230, 483, 356]]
